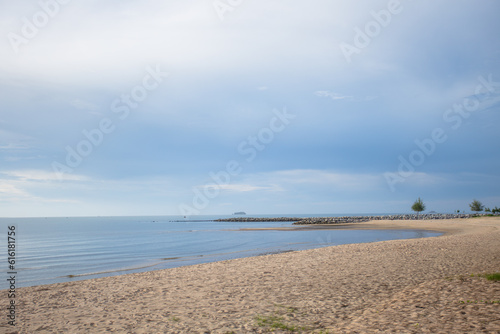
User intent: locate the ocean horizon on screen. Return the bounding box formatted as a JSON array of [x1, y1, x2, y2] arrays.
[[0, 214, 441, 288]]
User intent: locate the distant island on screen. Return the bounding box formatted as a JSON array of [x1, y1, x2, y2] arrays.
[[233, 212, 246, 215]]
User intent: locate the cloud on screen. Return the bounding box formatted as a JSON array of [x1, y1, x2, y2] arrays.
[[0, 174, 80, 205], [70, 99, 100, 111], [314, 91, 353, 100], [203, 183, 282, 193], [2, 170, 89, 182], [203, 170, 386, 198], [0, 130, 34, 147], [401, 172, 449, 188], [0, 143, 30, 150], [0, 181, 29, 197], [0, 1, 367, 86], [262, 169, 384, 191]]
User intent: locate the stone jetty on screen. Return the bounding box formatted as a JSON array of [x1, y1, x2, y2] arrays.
[[215, 217, 305, 222], [215, 213, 496, 225]]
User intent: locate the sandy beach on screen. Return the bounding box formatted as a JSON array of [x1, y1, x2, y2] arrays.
[[3, 217, 500, 333]]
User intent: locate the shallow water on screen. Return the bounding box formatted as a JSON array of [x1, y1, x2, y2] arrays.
[[0, 215, 441, 288]]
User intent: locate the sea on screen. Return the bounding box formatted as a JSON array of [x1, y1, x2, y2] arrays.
[[0, 214, 441, 289]]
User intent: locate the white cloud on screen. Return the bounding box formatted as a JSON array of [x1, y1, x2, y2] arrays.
[[0, 130, 34, 146], [203, 183, 281, 193], [70, 99, 100, 111], [3, 170, 89, 182], [261, 169, 384, 191], [0, 1, 365, 86], [0, 143, 30, 150], [0, 177, 78, 205], [314, 91, 353, 100], [0, 181, 29, 197], [402, 172, 449, 187], [0, 170, 89, 207]]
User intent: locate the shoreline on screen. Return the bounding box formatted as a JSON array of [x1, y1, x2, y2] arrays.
[[236, 222, 453, 235], [3, 217, 500, 333]]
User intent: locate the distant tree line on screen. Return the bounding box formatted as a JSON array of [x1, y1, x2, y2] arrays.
[[469, 199, 500, 214], [410, 198, 500, 215]]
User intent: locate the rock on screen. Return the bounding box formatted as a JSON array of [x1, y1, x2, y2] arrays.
[[214, 213, 497, 225]]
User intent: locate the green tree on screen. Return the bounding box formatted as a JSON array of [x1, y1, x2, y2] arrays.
[[469, 199, 484, 213], [411, 197, 426, 219]]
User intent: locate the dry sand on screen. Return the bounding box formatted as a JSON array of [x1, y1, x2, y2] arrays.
[[2, 217, 500, 333]]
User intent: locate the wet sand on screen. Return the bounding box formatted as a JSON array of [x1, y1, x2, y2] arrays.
[[237, 222, 453, 233], [2, 217, 500, 333]]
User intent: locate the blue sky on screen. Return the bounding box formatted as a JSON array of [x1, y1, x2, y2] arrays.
[[1, 0, 499, 217]]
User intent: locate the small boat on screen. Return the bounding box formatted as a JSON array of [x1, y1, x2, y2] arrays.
[[233, 212, 246, 215]]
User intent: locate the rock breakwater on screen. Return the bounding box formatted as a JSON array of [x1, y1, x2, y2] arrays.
[[215, 213, 495, 225], [215, 217, 304, 222]]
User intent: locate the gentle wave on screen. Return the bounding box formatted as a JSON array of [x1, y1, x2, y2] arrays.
[[61, 262, 164, 279]]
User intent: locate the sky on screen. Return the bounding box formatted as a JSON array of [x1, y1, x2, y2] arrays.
[[1, 0, 499, 217]]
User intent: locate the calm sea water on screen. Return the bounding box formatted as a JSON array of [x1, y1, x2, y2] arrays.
[[0, 215, 441, 288]]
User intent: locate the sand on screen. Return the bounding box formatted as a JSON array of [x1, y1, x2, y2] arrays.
[[2, 217, 500, 333]]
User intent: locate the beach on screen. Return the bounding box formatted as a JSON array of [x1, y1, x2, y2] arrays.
[[3, 217, 500, 333]]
